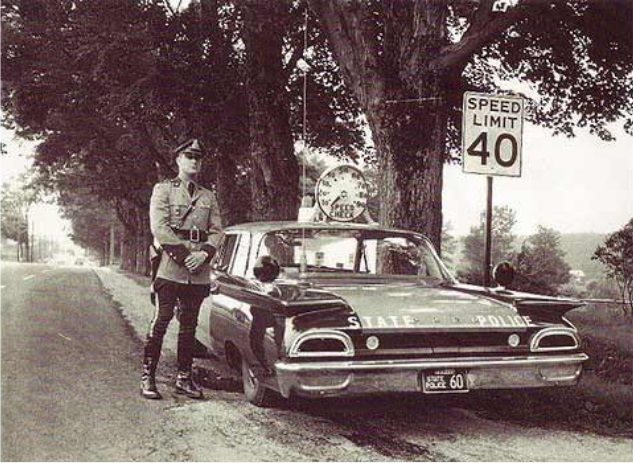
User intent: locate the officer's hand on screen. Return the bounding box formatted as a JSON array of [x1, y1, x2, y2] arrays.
[[185, 251, 208, 273]]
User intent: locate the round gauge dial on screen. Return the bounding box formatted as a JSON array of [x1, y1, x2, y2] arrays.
[[315, 165, 369, 222]]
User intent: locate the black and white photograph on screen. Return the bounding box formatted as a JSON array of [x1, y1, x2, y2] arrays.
[[1, 0, 632, 461]]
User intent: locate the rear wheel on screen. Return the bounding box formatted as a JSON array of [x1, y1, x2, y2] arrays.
[[241, 357, 276, 407]]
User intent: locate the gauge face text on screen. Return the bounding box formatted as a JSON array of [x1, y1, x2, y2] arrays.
[[316, 166, 368, 222]]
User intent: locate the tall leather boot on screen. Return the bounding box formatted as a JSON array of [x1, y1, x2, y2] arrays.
[[140, 358, 162, 400], [174, 370, 204, 399]]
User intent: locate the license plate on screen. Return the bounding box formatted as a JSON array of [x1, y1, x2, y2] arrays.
[[420, 369, 469, 394]]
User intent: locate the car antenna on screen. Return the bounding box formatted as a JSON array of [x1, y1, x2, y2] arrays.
[[299, 6, 309, 278]]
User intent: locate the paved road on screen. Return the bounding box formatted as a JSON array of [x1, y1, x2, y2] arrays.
[[1, 262, 176, 461], [2, 262, 632, 461]]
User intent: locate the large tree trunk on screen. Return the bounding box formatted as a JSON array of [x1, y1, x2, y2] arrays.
[[133, 208, 151, 275], [366, 79, 447, 248], [115, 201, 149, 274], [215, 156, 251, 226], [242, 0, 300, 221], [309, 0, 449, 248], [120, 230, 133, 271]]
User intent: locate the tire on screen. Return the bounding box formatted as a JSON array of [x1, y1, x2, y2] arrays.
[[241, 357, 276, 407]]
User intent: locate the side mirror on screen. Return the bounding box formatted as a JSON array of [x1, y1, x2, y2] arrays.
[[253, 255, 280, 283], [492, 261, 515, 287]]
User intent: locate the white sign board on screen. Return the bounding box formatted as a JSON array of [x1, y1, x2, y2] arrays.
[[462, 92, 524, 177]]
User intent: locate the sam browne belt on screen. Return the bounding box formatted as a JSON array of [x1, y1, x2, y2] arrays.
[[172, 228, 208, 243]]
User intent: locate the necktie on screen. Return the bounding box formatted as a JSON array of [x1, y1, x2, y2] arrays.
[[188, 182, 195, 197]]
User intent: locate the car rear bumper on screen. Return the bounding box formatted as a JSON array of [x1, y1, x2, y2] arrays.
[[273, 353, 589, 398]]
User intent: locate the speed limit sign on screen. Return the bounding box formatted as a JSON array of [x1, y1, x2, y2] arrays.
[[462, 92, 524, 177]]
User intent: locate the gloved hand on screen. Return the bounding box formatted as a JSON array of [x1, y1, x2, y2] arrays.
[[185, 251, 208, 274]]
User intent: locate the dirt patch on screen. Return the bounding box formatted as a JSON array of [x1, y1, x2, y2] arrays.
[[340, 425, 433, 461], [193, 365, 243, 393], [427, 378, 633, 439]]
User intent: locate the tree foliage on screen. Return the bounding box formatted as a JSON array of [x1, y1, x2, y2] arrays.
[[2, 0, 250, 220], [593, 218, 633, 315], [55, 184, 123, 264], [512, 226, 571, 296], [1, 174, 40, 260], [1, 0, 365, 270], [1, 179, 31, 249], [459, 205, 517, 284]]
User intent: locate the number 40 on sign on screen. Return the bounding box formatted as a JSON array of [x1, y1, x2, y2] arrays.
[[462, 92, 524, 177]]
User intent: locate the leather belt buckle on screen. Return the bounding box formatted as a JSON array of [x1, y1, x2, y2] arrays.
[[189, 227, 201, 243]]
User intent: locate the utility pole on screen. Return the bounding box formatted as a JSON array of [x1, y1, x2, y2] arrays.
[[30, 216, 35, 262], [17, 214, 22, 262], [109, 224, 115, 265], [28, 209, 33, 263]]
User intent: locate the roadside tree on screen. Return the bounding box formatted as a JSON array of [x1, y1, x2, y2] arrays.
[[593, 219, 633, 316], [513, 226, 571, 296], [459, 205, 516, 285], [242, 0, 300, 220], [0, 177, 37, 261], [57, 190, 123, 266], [307, 1, 633, 248], [586, 278, 621, 301]]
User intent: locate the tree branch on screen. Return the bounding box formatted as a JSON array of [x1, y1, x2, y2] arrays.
[[307, 0, 385, 111], [162, 0, 176, 16], [429, 0, 535, 72]]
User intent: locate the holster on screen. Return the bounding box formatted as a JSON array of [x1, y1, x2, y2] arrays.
[[149, 243, 162, 305], [149, 243, 162, 281]]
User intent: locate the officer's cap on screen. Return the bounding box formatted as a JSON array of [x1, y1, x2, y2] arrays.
[[174, 139, 205, 159]]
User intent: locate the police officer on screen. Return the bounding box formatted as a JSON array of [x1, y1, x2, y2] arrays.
[[141, 139, 222, 400]]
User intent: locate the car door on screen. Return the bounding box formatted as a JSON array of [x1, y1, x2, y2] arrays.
[[205, 232, 251, 352]]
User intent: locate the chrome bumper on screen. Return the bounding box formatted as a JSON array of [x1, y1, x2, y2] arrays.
[[273, 353, 589, 398]]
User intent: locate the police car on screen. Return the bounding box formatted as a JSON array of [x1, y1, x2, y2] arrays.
[[200, 219, 588, 406]]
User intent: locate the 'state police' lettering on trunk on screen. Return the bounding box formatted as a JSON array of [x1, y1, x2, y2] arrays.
[[346, 314, 534, 329], [475, 314, 533, 327], [462, 92, 524, 177]]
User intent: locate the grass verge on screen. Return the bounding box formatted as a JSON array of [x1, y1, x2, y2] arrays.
[[466, 305, 633, 438]]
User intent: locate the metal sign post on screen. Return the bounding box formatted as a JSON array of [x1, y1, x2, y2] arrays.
[[484, 176, 493, 287], [462, 92, 524, 287]]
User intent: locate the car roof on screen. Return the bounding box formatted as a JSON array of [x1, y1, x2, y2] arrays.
[[224, 220, 427, 237]]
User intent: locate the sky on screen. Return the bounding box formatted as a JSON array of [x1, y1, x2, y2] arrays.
[[2, 124, 631, 240], [1, 128, 72, 242], [442, 123, 632, 236]]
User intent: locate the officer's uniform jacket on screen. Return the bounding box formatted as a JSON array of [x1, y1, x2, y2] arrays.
[[150, 177, 222, 285]]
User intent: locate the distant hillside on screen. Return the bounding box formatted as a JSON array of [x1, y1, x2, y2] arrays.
[[449, 232, 608, 281], [558, 233, 607, 280]]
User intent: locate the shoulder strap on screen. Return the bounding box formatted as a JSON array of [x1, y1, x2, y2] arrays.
[[177, 196, 200, 228], [168, 178, 202, 228]]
